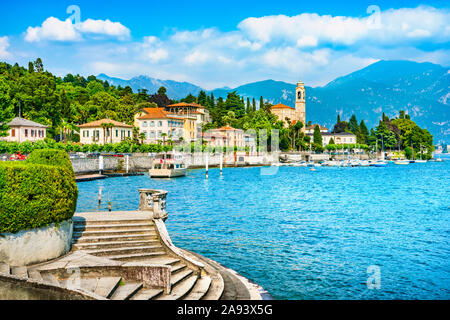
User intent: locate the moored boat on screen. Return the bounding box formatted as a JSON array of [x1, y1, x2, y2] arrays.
[[394, 160, 409, 165], [149, 152, 187, 178]]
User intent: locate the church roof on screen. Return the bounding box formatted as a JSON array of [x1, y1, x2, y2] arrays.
[[271, 103, 294, 109]]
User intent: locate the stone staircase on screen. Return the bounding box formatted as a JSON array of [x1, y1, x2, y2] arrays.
[[70, 215, 222, 300]]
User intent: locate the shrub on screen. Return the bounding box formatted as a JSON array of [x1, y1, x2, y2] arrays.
[[0, 157, 78, 234], [26, 149, 74, 176]]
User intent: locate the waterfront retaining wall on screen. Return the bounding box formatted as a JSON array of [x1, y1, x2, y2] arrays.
[[0, 219, 73, 266], [71, 153, 276, 174]]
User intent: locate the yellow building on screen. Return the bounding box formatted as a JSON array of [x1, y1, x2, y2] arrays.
[[270, 80, 306, 129]]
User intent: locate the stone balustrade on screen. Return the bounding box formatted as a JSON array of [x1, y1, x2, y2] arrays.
[[138, 189, 168, 220]]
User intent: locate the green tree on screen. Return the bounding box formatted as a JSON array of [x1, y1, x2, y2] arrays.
[[0, 76, 14, 137], [313, 125, 323, 147]]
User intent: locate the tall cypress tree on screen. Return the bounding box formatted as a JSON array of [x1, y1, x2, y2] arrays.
[[252, 98, 256, 111], [246, 97, 251, 113], [259, 96, 264, 110], [349, 114, 359, 134], [359, 120, 369, 144], [313, 125, 323, 146]]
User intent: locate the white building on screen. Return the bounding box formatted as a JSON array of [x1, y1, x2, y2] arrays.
[[78, 119, 133, 145], [134, 108, 185, 143], [0, 117, 48, 143], [305, 124, 328, 135], [203, 126, 245, 149], [307, 132, 357, 146]]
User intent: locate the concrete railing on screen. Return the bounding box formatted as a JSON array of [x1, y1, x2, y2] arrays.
[[138, 189, 168, 220], [137, 189, 206, 276]]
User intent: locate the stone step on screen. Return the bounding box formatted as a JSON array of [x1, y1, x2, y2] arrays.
[[184, 276, 212, 300], [28, 270, 44, 282], [131, 288, 164, 300], [94, 277, 122, 298], [171, 268, 194, 288], [60, 278, 98, 291], [73, 218, 152, 226], [110, 282, 143, 300], [73, 239, 159, 250], [156, 275, 198, 300], [82, 245, 164, 257], [73, 228, 157, 238], [101, 251, 167, 262], [41, 272, 60, 286], [0, 263, 11, 275], [141, 256, 181, 266], [11, 266, 28, 278], [72, 233, 158, 244], [170, 261, 187, 274], [74, 223, 154, 232]]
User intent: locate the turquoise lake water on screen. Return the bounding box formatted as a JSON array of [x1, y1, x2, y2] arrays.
[[76, 159, 450, 299]]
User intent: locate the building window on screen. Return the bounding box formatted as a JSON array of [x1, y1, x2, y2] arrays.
[[128, 131, 130, 137], [143, 121, 148, 127], [11, 129, 15, 137], [150, 131, 155, 138], [158, 121, 163, 127], [150, 121, 155, 127], [158, 131, 162, 138], [25, 129, 28, 137], [116, 130, 118, 137]]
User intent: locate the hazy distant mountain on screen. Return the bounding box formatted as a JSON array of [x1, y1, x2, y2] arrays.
[[98, 60, 450, 143], [96, 74, 202, 99], [210, 60, 450, 144]]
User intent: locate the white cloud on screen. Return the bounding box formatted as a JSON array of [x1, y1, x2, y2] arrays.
[[16, 6, 450, 89], [184, 50, 210, 65], [147, 48, 169, 63], [0, 36, 11, 59], [25, 17, 80, 42], [76, 19, 130, 39], [238, 6, 450, 47], [24, 17, 130, 42]]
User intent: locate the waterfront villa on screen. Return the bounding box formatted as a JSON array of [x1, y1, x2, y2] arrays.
[[134, 108, 185, 143], [270, 80, 306, 130], [165, 102, 211, 139], [204, 126, 246, 149], [306, 132, 357, 146], [78, 119, 133, 145], [0, 117, 48, 143], [305, 124, 329, 135]]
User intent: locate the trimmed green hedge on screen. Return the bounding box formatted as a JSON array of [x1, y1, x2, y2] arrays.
[[0, 149, 78, 234], [27, 148, 74, 176]]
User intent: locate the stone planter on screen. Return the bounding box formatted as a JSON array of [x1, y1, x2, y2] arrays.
[[0, 219, 73, 266]]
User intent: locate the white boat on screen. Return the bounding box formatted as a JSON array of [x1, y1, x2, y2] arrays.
[[149, 152, 187, 178], [394, 160, 409, 165], [360, 160, 370, 167], [415, 159, 427, 163], [292, 162, 307, 167]]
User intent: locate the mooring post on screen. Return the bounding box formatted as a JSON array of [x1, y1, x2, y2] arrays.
[[205, 153, 209, 179], [98, 187, 102, 205], [99, 155, 104, 175], [220, 152, 223, 176]]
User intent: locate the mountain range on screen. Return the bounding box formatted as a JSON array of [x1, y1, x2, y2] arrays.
[[97, 60, 450, 144]]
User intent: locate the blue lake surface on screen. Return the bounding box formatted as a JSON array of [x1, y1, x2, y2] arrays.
[[76, 159, 450, 299]]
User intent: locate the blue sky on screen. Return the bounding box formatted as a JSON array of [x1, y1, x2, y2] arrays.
[[1, 0, 449, 89]]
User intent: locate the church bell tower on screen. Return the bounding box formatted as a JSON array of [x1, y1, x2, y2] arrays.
[[295, 80, 306, 130]]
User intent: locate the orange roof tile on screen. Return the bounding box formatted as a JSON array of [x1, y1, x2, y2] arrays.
[[167, 102, 205, 108], [271, 103, 294, 109], [78, 119, 133, 128]]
